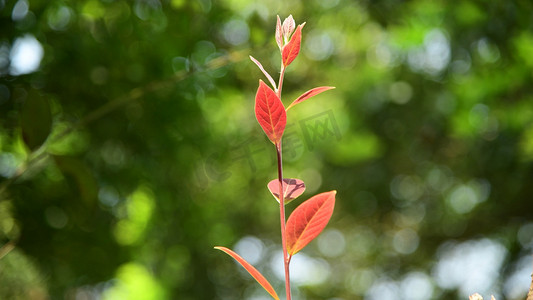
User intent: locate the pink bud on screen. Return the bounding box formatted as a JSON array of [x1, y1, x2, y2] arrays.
[[281, 15, 295, 43], [275, 15, 283, 50]]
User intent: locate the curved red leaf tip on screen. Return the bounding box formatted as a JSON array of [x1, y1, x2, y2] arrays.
[[267, 178, 306, 204], [214, 246, 280, 300], [255, 80, 286, 144], [281, 23, 305, 67], [287, 86, 336, 111], [285, 191, 336, 255]]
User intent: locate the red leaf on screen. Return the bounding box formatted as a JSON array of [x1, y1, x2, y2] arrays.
[[267, 178, 306, 204], [286, 86, 336, 111], [281, 23, 305, 67], [285, 191, 336, 255], [214, 246, 280, 300], [255, 80, 286, 144], [250, 56, 277, 91]]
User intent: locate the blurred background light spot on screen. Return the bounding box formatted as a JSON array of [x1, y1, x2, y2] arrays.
[[446, 179, 490, 214], [389, 81, 413, 104], [451, 48, 472, 75], [133, 0, 161, 21], [432, 239, 507, 297], [349, 226, 377, 258], [46, 5, 73, 31], [392, 228, 419, 254], [400, 272, 433, 300], [317, 229, 346, 257], [407, 28, 450, 75], [390, 175, 424, 203], [503, 255, 532, 299], [367, 42, 399, 69], [298, 168, 322, 194], [469, 103, 489, 130], [81, 0, 105, 20], [234, 236, 264, 265], [113, 186, 155, 245], [90, 66, 109, 85], [0, 44, 10, 74], [103, 263, 166, 300], [305, 31, 334, 61], [423, 29, 450, 74], [517, 222, 533, 248], [100, 141, 126, 167], [447, 184, 478, 214], [11, 0, 28, 21], [222, 19, 249, 46], [9, 34, 44, 76], [346, 268, 376, 295], [365, 277, 400, 300], [192, 40, 216, 65], [425, 165, 453, 192], [0, 153, 19, 177], [44, 206, 68, 229], [99, 186, 121, 208], [476, 38, 500, 63], [271, 251, 331, 286]]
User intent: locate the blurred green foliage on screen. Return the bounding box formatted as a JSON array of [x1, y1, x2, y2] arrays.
[[1, 0, 533, 299]]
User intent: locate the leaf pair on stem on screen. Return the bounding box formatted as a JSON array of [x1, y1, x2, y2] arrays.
[[215, 15, 336, 300]]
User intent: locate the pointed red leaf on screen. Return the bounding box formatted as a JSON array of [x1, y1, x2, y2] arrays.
[[267, 178, 306, 204], [250, 56, 277, 91], [285, 191, 336, 255], [275, 15, 283, 50], [215, 246, 280, 300], [286, 86, 336, 111], [281, 23, 305, 67], [255, 80, 286, 144]]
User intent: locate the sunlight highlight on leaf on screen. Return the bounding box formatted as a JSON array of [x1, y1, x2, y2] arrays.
[[267, 178, 306, 204]]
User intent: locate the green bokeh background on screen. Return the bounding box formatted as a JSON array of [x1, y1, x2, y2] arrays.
[[1, 0, 533, 299]]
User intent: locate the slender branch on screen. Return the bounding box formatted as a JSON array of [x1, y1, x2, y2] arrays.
[[0, 50, 247, 198], [0, 240, 16, 260], [276, 142, 291, 300]]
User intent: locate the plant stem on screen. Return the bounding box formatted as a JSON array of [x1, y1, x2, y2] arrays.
[[277, 64, 286, 99], [276, 142, 291, 300]]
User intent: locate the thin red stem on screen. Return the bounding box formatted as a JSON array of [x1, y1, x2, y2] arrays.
[[276, 142, 291, 300], [277, 64, 286, 99]]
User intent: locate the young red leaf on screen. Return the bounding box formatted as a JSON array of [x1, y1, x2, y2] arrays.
[[267, 178, 306, 204], [286, 86, 336, 111], [281, 23, 305, 67], [275, 15, 283, 50], [281, 15, 295, 43], [214, 246, 280, 300], [255, 80, 286, 144], [250, 56, 277, 91], [285, 191, 336, 255]]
